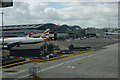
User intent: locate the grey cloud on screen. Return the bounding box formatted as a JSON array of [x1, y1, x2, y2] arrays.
[[56, 2, 118, 28], [1, 2, 118, 28]]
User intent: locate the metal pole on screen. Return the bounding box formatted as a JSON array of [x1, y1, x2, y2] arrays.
[[44, 40, 47, 59], [43, 41, 44, 58], [43, 40, 47, 60], [0, 12, 4, 50], [45, 41, 47, 56]]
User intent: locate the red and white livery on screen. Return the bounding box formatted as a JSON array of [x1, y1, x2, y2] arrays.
[[0, 29, 50, 48]]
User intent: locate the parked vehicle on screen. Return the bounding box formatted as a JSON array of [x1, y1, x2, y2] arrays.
[[69, 44, 91, 51], [80, 46, 91, 51], [46, 53, 58, 58], [61, 50, 73, 54], [53, 48, 62, 55]]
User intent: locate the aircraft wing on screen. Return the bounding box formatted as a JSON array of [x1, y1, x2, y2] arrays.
[[5, 41, 21, 49]]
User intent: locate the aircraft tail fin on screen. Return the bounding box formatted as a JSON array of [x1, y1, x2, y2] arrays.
[[41, 29, 50, 40], [27, 31, 34, 37]]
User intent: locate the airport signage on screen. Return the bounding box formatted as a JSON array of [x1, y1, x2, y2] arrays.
[[0, 0, 13, 8]]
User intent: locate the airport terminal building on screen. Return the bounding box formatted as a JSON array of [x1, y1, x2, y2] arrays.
[[1, 23, 120, 39], [1, 23, 83, 39], [2, 23, 67, 40]]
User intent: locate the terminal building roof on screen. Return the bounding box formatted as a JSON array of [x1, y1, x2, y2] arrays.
[[2, 23, 59, 32]]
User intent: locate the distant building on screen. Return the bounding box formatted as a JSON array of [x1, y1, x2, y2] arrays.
[[57, 25, 85, 39], [105, 32, 120, 38], [85, 27, 119, 38], [1, 23, 119, 39], [85, 27, 98, 37], [2, 23, 59, 38]]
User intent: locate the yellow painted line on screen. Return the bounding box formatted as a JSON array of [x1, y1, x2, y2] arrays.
[[62, 55, 69, 57], [0, 49, 95, 68], [54, 57, 60, 59], [32, 60, 44, 62], [49, 58, 54, 60], [0, 60, 32, 68], [60, 55, 65, 57], [46, 59, 50, 61], [45, 49, 95, 61]]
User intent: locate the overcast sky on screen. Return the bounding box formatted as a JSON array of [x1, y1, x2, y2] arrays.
[[0, 0, 118, 28]]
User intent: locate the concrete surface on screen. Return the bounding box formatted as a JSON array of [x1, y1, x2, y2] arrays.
[[2, 43, 118, 79]]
